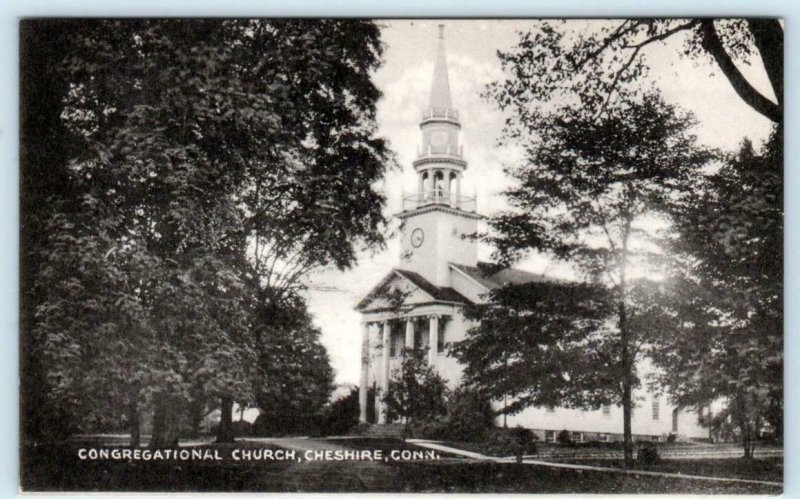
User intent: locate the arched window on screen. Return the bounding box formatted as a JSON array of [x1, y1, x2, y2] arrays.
[[434, 171, 444, 200]]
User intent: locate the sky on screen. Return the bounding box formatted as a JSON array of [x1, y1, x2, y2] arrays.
[[304, 19, 777, 386]]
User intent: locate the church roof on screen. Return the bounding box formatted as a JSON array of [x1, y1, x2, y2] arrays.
[[355, 268, 470, 311], [394, 269, 470, 304], [449, 263, 557, 290], [428, 25, 454, 112]]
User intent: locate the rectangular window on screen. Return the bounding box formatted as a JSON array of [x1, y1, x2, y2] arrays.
[[544, 431, 556, 443], [652, 399, 660, 421], [672, 409, 679, 433], [572, 432, 584, 443], [597, 433, 609, 442], [602, 405, 611, 417]]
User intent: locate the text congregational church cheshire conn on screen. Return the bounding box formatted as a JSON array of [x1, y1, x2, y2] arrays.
[[355, 25, 708, 443]]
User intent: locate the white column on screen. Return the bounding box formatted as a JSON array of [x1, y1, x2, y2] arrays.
[[359, 323, 370, 423], [418, 173, 425, 200], [405, 317, 415, 352], [428, 315, 439, 365], [456, 173, 462, 208], [379, 321, 391, 424], [443, 170, 451, 205]]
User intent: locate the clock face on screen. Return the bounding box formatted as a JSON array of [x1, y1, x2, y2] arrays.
[[411, 228, 425, 248]]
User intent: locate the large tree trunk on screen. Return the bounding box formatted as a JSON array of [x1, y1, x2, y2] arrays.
[[700, 20, 782, 123], [188, 398, 205, 438], [127, 399, 141, 448], [150, 393, 180, 448], [618, 226, 635, 468], [620, 300, 634, 468], [216, 395, 235, 443]]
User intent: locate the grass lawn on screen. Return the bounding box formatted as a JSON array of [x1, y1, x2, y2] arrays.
[[392, 461, 782, 494], [565, 457, 783, 483], [21, 440, 782, 493]]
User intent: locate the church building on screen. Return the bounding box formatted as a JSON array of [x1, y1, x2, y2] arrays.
[[356, 26, 708, 443]]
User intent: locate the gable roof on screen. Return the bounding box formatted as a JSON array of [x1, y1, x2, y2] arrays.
[[355, 268, 470, 312], [394, 269, 470, 304], [449, 262, 557, 291]]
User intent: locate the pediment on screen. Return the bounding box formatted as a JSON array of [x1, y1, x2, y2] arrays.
[[355, 270, 437, 313]]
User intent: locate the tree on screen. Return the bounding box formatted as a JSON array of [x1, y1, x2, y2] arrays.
[[476, 92, 712, 466], [650, 128, 783, 456], [487, 19, 782, 125], [384, 348, 448, 440], [454, 280, 617, 414], [21, 19, 390, 447], [252, 294, 334, 436]]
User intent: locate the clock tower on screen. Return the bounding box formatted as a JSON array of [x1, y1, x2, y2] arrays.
[[397, 25, 482, 288]]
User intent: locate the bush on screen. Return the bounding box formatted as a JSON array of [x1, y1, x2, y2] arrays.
[[637, 442, 660, 466], [416, 386, 494, 442], [481, 427, 538, 458], [317, 387, 361, 436], [557, 429, 571, 445], [444, 387, 495, 441], [666, 433, 676, 443]]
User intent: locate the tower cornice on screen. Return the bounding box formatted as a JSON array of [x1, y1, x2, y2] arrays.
[[396, 203, 484, 221], [412, 155, 467, 169]]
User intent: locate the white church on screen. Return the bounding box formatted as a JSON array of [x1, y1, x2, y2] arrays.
[[355, 26, 708, 443]]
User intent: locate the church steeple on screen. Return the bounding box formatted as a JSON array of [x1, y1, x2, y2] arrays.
[[428, 25, 454, 114], [397, 24, 481, 288], [402, 24, 473, 213]]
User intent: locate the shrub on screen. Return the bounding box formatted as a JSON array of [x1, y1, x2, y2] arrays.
[[637, 442, 660, 466], [415, 385, 494, 442], [666, 433, 676, 443], [317, 387, 360, 437], [557, 429, 571, 444], [444, 387, 495, 441], [482, 427, 538, 458]]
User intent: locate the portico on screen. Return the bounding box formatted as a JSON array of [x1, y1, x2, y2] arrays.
[[358, 313, 447, 424]]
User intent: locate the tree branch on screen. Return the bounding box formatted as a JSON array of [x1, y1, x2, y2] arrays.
[[746, 19, 783, 109], [700, 20, 781, 123]]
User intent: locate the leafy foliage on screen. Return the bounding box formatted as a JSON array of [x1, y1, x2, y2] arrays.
[[416, 385, 496, 442], [21, 19, 390, 444], [486, 19, 782, 126], [253, 295, 335, 436], [384, 348, 449, 439], [473, 90, 713, 466], [650, 129, 783, 451], [454, 281, 616, 413]]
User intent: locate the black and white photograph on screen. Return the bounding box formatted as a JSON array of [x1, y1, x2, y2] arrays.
[[19, 18, 783, 493]]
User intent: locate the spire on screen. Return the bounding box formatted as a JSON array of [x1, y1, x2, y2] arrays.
[[428, 24, 453, 112]]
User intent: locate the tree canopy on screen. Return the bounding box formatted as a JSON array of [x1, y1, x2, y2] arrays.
[[487, 19, 782, 125], [471, 91, 713, 466], [21, 19, 390, 445], [649, 129, 783, 454]]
